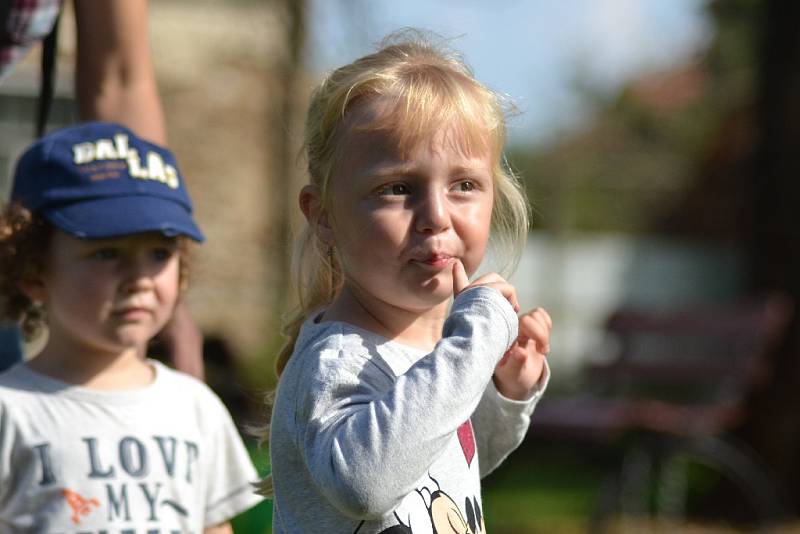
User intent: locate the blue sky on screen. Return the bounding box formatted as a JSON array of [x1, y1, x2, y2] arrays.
[[306, 0, 711, 145]]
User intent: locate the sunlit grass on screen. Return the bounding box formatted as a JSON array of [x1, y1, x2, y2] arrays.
[[482, 444, 605, 533], [230, 442, 272, 534]]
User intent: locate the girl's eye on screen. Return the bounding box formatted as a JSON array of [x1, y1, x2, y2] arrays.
[[151, 247, 175, 262], [377, 183, 410, 196], [456, 180, 476, 192], [91, 249, 118, 260]]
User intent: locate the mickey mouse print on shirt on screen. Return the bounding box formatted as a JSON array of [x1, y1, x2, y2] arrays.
[[360, 420, 486, 534]]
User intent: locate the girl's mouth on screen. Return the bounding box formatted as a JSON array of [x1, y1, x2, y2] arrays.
[[113, 307, 153, 321], [414, 253, 454, 270]]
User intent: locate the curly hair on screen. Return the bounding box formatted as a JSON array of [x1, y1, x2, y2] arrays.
[[0, 202, 193, 340], [0, 203, 54, 338]]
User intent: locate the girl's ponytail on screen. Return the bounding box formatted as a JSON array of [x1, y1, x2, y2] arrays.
[[254, 225, 341, 497], [275, 226, 342, 376]]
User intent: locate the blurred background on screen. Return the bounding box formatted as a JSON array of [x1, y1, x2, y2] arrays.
[[3, 0, 800, 532]]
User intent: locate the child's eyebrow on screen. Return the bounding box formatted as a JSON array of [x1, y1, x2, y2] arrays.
[[365, 159, 488, 176], [449, 164, 490, 175], [366, 162, 413, 178]]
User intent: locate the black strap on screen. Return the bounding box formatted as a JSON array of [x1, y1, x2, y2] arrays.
[[35, 12, 60, 139], [0, 2, 12, 47]]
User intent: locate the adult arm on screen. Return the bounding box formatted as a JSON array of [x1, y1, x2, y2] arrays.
[[156, 300, 205, 380], [73, 0, 166, 143]]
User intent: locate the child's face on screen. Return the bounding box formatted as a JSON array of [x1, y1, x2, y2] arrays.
[[35, 230, 181, 357], [327, 98, 494, 312]]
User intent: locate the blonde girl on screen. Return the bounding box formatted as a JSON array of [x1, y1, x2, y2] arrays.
[[264, 30, 552, 534]]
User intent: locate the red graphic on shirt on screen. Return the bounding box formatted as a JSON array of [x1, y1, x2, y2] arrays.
[[62, 488, 100, 525], [457, 420, 475, 466]]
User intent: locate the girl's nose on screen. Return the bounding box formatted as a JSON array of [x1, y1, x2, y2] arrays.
[[120, 256, 155, 293], [415, 189, 450, 234]]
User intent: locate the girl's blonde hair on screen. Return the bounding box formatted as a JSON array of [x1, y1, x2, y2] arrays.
[[278, 30, 529, 375], [256, 30, 530, 496]]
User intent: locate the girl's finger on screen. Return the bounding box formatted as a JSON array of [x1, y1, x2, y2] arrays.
[[469, 272, 506, 287], [506, 282, 520, 312], [536, 307, 553, 329], [485, 281, 519, 312], [499, 342, 526, 367], [459, 270, 520, 312], [519, 313, 551, 354], [452, 258, 469, 296], [493, 282, 519, 312]]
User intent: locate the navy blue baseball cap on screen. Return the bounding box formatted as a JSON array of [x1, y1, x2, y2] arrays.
[[10, 122, 204, 242]]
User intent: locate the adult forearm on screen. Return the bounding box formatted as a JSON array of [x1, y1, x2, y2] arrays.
[[73, 0, 167, 144], [76, 76, 166, 143]]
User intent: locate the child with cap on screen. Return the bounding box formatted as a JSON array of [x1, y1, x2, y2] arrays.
[[0, 122, 262, 532]]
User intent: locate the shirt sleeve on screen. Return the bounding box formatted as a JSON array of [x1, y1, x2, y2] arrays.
[[296, 286, 519, 519], [202, 390, 263, 527], [472, 358, 551, 478]]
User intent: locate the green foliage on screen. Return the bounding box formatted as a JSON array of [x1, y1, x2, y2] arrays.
[[508, 0, 763, 237]]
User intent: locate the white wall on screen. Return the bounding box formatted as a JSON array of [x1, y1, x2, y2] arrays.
[[496, 233, 746, 381]]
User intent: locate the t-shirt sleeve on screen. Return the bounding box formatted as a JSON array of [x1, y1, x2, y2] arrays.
[[201, 390, 263, 527]]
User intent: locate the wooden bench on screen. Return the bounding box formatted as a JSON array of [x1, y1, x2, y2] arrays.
[[528, 293, 794, 528]]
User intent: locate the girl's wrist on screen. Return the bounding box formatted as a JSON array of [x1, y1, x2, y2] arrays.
[[492, 374, 535, 401]]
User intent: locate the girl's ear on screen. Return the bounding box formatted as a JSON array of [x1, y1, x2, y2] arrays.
[[19, 276, 47, 305], [299, 185, 335, 246]]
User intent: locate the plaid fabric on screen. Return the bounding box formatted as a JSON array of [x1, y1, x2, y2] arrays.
[[0, 0, 62, 82]]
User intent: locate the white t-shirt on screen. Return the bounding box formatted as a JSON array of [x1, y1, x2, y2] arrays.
[[0, 359, 262, 533]]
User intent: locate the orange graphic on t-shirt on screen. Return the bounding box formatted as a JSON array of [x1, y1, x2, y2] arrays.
[[62, 488, 100, 524]]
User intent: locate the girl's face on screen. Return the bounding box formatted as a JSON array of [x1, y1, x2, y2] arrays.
[[325, 98, 495, 314], [34, 230, 181, 359]]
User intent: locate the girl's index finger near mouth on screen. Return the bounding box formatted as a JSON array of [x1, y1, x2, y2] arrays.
[[452, 259, 469, 296]]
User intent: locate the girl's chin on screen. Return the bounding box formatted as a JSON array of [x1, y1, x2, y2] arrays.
[[408, 286, 454, 309], [107, 328, 160, 350]]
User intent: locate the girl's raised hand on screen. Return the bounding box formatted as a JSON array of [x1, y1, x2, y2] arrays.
[[493, 307, 552, 400], [451, 260, 550, 399], [451, 260, 520, 313]]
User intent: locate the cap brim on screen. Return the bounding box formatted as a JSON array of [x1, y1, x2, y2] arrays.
[[43, 195, 205, 242]]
